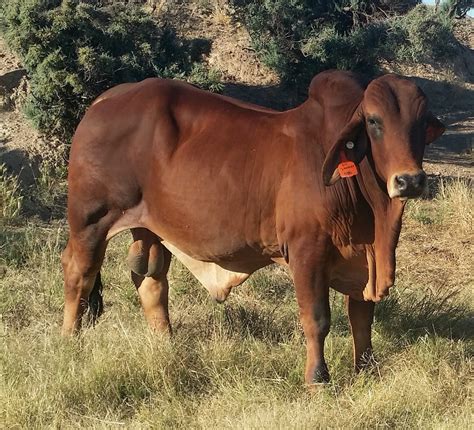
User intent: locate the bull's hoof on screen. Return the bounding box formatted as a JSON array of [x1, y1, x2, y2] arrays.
[[306, 363, 330, 386], [355, 352, 378, 374], [306, 381, 330, 395], [314, 367, 331, 384]]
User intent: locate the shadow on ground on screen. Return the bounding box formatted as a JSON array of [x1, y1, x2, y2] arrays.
[[0, 146, 66, 220], [375, 288, 474, 343]]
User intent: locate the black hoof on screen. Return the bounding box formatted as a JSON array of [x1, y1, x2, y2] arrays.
[[355, 352, 378, 374], [312, 363, 331, 384]]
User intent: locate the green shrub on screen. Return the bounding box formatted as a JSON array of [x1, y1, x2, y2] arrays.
[[303, 22, 388, 76], [440, 0, 473, 19], [234, 1, 460, 86], [388, 5, 459, 63], [233, 0, 362, 85], [1, 0, 220, 140]]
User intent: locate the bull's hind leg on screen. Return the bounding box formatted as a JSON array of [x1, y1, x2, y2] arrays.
[[61, 230, 107, 336], [129, 228, 172, 334]]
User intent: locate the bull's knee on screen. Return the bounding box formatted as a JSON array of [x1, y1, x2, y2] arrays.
[[127, 239, 164, 277]]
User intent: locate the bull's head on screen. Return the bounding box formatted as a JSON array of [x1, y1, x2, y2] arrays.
[[322, 75, 445, 199]]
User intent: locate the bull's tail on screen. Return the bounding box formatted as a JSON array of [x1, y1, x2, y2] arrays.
[[85, 271, 104, 327]]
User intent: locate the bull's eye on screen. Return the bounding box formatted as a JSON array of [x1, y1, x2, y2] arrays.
[[367, 118, 378, 127], [366, 116, 383, 139]]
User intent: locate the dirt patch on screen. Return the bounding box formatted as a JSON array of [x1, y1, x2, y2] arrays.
[[0, 38, 48, 189], [158, 1, 279, 86], [0, 40, 21, 75]]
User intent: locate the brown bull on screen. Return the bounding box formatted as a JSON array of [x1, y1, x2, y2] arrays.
[[62, 70, 445, 384]]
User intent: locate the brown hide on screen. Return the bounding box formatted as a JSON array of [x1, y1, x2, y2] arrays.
[[66, 71, 444, 303]]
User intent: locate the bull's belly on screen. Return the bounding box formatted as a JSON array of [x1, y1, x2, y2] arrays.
[[106, 196, 277, 301], [133, 204, 276, 301], [150, 216, 276, 262], [161, 240, 272, 302]]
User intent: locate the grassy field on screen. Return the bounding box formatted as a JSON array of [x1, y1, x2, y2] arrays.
[[0, 1, 473, 427], [1, 171, 472, 429]]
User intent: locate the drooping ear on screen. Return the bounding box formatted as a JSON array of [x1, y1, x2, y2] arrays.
[[425, 112, 445, 145], [322, 107, 368, 186]]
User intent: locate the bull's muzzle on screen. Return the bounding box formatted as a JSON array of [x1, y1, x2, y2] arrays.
[[388, 171, 427, 199]]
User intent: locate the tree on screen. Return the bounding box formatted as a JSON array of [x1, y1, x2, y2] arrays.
[[441, 0, 473, 18]]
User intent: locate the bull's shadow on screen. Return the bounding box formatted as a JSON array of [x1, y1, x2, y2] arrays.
[[208, 285, 472, 346], [374, 287, 473, 343], [330, 286, 472, 344], [0, 146, 66, 220]]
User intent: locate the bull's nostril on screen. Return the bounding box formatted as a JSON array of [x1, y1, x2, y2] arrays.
[[393, 172, 426, 198], [395, 175, 408, 191], [413, 172, 426, 189]]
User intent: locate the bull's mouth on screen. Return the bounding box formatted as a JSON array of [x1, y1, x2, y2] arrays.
[[387, 171, 427, 199]]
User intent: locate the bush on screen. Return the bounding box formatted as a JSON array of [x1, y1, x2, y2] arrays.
[[302, 22, 388, 77], [234, 1, 460, 87], [388, 5, 459, 63], [233, 0, 365, 86], [1, 0, 221, 140], [440, 0, 473, 19]]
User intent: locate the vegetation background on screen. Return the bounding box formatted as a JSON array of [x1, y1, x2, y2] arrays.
[[0, 0, 472, 428]]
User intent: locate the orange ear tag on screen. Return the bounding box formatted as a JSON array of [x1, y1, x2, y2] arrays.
[[337, 150, 358, 178]]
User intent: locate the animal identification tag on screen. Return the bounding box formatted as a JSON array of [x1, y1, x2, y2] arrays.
[[337, 161, 358, 177]]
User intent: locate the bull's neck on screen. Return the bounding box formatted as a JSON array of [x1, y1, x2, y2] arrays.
[[282, 103, 364, 250]]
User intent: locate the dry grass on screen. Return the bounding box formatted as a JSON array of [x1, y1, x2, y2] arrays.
[[0, 163, 23, 222], [1, 178, 473, 429]]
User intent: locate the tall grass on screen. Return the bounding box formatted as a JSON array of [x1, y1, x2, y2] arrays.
[[1, 178, 472, 428], [0, 163, 23, 224]]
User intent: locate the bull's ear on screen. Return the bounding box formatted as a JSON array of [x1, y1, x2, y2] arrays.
[[425, 112, 445, 145], [322, 108, 367, 186]]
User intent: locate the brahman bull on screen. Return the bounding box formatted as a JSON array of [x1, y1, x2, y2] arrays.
[[61, 70, 445, 384]]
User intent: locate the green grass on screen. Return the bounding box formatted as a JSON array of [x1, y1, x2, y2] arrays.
[[1, 178, 472, 429]]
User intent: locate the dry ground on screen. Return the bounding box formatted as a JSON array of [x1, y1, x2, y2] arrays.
[[0, 5, 473, 429]]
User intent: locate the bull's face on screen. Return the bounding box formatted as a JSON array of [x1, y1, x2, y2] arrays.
[[322, 75, 445, 199]]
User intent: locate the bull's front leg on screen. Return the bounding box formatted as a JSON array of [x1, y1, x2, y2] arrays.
[[345, 295, 375, 372], [290, 238, 331, 385]]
